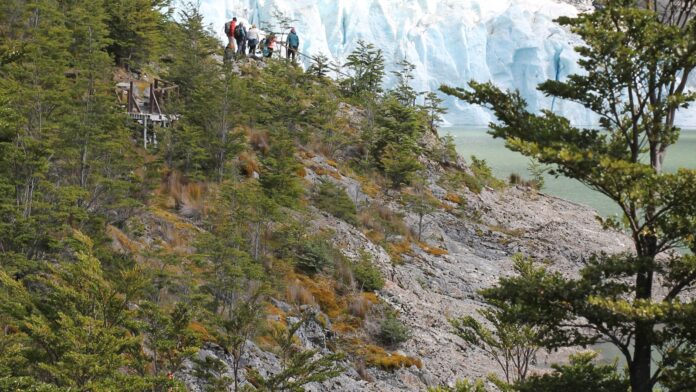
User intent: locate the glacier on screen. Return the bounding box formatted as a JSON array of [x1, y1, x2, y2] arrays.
[[191, 0, 696, 127]]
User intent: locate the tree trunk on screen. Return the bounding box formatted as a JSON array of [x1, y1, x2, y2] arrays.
[[632, 322, 653, 392]]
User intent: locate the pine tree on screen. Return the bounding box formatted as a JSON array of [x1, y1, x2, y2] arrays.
[[104, 0, 170, 66], [422, 91, 447, 129], [443, 1, 696, 391], [309, 53, 331, 79], [342, 40, 385, 97], [391, 59, 419, 107]]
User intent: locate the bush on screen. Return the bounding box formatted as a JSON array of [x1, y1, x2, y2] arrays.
[[312, 181, 357, 225], [379, 314, 410, 346], [470, 155, 505, 191], [352, 252, 384, 291], [382, 144, 422, 188], [295, 236, 340, 274]]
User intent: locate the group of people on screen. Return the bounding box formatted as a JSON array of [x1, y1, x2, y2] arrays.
[[224, 17, 300, 61]]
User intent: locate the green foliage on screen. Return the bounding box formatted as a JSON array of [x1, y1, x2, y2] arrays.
[[443, 2, 696, 390], [513, 353, 627, 392], [312, 181, 358, 225], [250, 315, 345, 391], [342, 40, 385, 98], [428, 379, 487, 392], [308, 53, 332, 79], [391, 59, 419, 107], [422, 91, 448, 129], [379, 314, 411, 346], [402, 182, 439, 241], [294, 236, 342, 275], [260, 130, 304, 208], [382, 144, 423, 188], [469, 156, 505, 191], [527, 160, 545, 190], [105, 0, 170, 65], [450, 293, 541, 384], [352, 252, 385, 291]]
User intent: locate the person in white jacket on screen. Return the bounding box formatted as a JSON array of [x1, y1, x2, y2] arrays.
[[247, 25, 260, 56]]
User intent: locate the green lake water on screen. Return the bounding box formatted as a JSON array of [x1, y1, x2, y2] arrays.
[[444, 126, 696, 364], [443, 127, 696, 216]]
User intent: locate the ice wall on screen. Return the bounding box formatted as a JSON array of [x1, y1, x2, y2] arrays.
[[192, 0, 695, 127]]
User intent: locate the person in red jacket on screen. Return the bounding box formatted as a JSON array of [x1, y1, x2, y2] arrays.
[[224, 17, 238, 51]]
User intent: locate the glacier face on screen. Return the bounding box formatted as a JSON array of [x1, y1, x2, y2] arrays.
[[193, 0, 695, 127]]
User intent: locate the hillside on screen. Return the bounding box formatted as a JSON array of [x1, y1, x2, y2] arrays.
[[0, 2, 632, 391]]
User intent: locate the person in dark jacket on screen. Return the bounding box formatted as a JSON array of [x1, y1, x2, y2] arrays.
[[235, 22, 247, 56], [286, 27, 299, 62]]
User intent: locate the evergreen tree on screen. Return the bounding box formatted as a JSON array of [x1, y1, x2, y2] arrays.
[[104, 0, 170, 66], [260, 130, 304, 208], [309, 53, 331, 79], [443, 1, 696, 391], [391, 59, 419, 107], [422, 91, 448, 129], [342, 40, 385, 97]]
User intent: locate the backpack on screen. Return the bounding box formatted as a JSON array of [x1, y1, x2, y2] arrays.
[[224, 21, 235, 36], [234, 25, 244, 39]]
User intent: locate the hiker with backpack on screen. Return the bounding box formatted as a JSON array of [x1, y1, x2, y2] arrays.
[[247, 25, 259, 56], [224, 17, 237, 51], [287, 27, 300, 62], [234, 22, 248, 56], [265, 34, 276, 58]]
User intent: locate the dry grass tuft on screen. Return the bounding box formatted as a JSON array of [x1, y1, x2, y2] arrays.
[[248, 129, 270, 153], [348, 341, 423, 371], [239, 151, 261, 178], [106, 225, 140, 254], [444, 193, 463, 204], [420, 243, 449, 256]]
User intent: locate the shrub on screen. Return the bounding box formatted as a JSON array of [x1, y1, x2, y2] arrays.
[[295, 236, 340, 274], [470, 155, 505, 191], [312, 180, 357, 225], [381, 144, 422, 188], [379, 314, 410, 346], [352, 252, 384, 291]]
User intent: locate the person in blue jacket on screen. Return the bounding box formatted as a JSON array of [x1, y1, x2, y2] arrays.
[[286, 27, 300, 62]]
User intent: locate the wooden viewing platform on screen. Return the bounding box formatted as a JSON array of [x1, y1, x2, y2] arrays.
[[117, 78, 180, 149]]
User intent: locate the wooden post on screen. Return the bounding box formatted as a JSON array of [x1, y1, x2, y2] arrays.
[[128, 81, 134, 113], [143, 116, 148, 149], [149, 83, 154, 114]]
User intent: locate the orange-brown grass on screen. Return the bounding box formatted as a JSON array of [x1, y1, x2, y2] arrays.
[[444, 193, 463, 204], [106, 225, 140, 254], [420, 243, 449, 256], [388, 239, 413, 263], [285, 283, 316, 307], [364, 230, 386, 244], [362, 292, 379, 304], [326, 159, 339, 168], [347, 340, 423, 371], [151, 207, 196, 231], [158, 170, 207, 217], [248, 129, 270, 153], [265, 304, 288, 324], [188, 321, 214, 341], [348, 295, 373, 318], [239, 151, 261, 178], [296, 274, 344, 318]]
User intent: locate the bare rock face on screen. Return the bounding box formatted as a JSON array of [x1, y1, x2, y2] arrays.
[[173, 127, 630, 391], [297, 147, 630, 390]]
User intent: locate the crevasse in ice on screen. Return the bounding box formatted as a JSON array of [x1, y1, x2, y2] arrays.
[[194, 0, 696, 127]]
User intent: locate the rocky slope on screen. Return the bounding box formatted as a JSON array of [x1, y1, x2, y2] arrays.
[[161, 112, 630, 391]]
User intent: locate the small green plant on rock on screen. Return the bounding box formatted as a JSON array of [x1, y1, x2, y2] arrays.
[[352, 251, 384, 291], [379, 313, 411, 346]]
